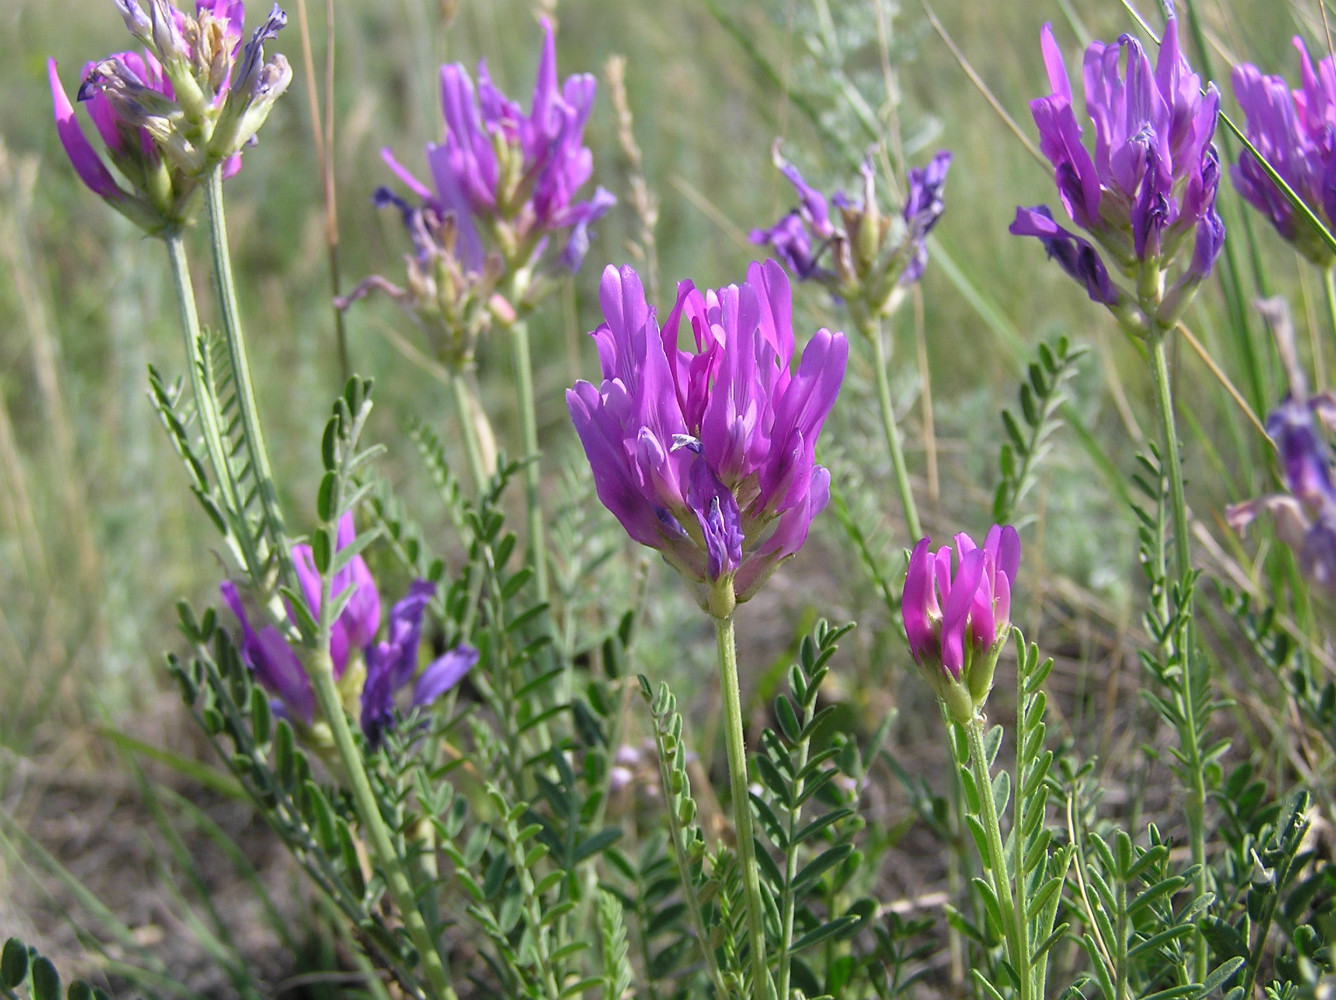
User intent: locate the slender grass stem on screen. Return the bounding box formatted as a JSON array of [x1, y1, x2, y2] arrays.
[[202, 168, 295, 591], [1147, 330, 1208, 982], [862, 313, 922, 540], [163, 230, 264, 584], [963, 717, 1030, 1000], [713, 611, 771, 1000], [450, 372, 490, 496], [507, 319, 549, 603]]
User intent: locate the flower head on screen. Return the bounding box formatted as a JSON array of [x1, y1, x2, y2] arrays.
[[50, 1, 290, 232], [1228, 394, 1336, 587], [751, 146, 952, 320], [902, 525, 1020, 723], [383, 17, 612, 283], [1231, 39, 1336, 265], [221, 513, 476, 744], [568, 261, 848, 616], [1011, 16, 1223, 330], [336, 186, 505, 372]]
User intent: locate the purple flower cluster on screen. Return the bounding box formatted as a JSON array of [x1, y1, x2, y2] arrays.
[[901, 525, 1020, 722], [1228, 395, 1336, 588], [50, 0, 290, 232], [1011, 17, 1224, 327], [1232, 39, 1336, 264], [221, 514, 477, 746], [567, 261, 848, 616], [750, 148, 952, 317], [379, 18, 614, 278]]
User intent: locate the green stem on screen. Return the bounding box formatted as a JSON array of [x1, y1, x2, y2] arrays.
[[964, 716, 1030, 1000], [202, 168, 295, 591], [776, 691, 818, 1000], [1147, 330, 1208, 982], [714, 612, 771, 1000], [1324, 267, 1336, 349], [864, 314, 922, 540], [509, 319, 548, 603], [306, 658, 457, 1000], [450, 372, 490, 496], [163, 230, 264, 584]]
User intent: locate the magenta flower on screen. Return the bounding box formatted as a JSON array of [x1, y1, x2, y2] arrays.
[[750, 148, 952, 316], [567, 261, 848, 616], [902, 525, 1020, 721], [1232, 39, 1336, 264], [1011, 17, 1224, 327], [49, 1, 290, 232], [380, 17, 613, 276], [221, 514, 476, 742]]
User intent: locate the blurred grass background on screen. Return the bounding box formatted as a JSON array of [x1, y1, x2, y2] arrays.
[[1, 0, 1331, 985]]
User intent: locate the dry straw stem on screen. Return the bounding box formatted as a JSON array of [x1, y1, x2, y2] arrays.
[[605, 54, 661, 305]]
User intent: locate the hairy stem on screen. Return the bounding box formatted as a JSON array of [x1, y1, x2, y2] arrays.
[[306, 656, 457, 1000], [163, 230, 263, 583], [714, 612, 771, 1000], [1147, 329, 1208, 982], [964, 716, 1030, 1000], [509, 319, 549, 603], [203, 169, 295, 591]]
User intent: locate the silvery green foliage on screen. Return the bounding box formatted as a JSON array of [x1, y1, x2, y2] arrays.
[[992, 336, 1089, 527]]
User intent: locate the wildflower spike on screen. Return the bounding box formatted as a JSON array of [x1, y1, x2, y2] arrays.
[[568, 262, 848, 615], [1011, 16, 1224, 331], [902, 525, 1020, 723]]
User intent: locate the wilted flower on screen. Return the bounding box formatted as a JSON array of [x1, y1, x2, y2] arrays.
[[567, 261, 848, 617], [381, 16, 613, 284], [1227, 300, 1336, 587], [902, 525, 1020, 723], [49, 0, 290, 233], [751, 145, 952, 321], [1010, 16, 1224, 331], [337, 186, 506, 372], [1232, 39, 1336, 265], [1228, 395, 1336, 587], [221, 513, 476, 744]]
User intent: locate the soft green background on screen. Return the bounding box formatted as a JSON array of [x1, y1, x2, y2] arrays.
[[0, 0, 1319, 756]]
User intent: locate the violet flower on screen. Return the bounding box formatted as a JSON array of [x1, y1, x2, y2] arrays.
[[1010, 16, 1224, 330], [360, 581, 480, 748], [1228, 394, 1336, 588], [380, 17, 613, 281], [1232, 39, 1336, 265], [221, 514, 476, 743], [750, 147, 952, 319], [567, 261, 848, 617], [50, 0, 290, 233], [902, 525, 1020, 723], [336, 186, 505, 372]]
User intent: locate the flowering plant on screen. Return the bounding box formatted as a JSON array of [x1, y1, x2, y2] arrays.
[[49, 0, 290, 233], [221, 514, 476, 746], [751, 147, 952, 323], [902, 524, 1020, 723], [379, 17, 613, 285], [568, 260, 847, 616], [1010, 15, 1224, 330], [1232, 38, 1336, 264]]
